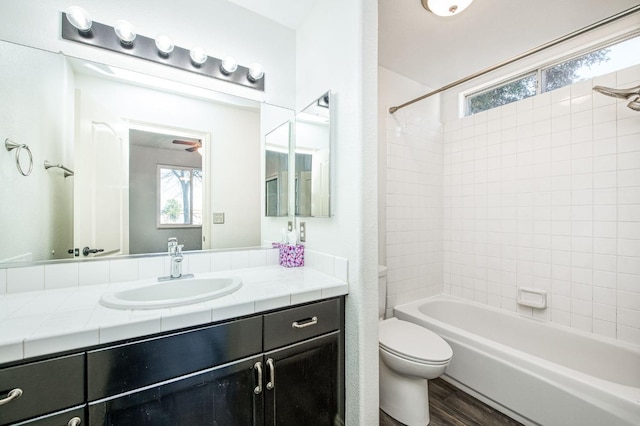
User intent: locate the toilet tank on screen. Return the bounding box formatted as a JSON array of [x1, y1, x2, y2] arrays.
[[378, 265, 388, 319]]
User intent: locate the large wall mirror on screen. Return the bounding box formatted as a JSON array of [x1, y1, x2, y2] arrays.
[[294, 91, 332, 217], [0, 39, 293, 264]]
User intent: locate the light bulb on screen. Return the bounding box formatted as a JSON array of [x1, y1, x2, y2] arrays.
[[65, 6, 92, 33], [220, 56, 238, 74], [425, 0, 473, 16], [248, 63, 264, 82], [190, 46, 208, 65], [114, 20, 136, 45], [155, 34, 174, 55]]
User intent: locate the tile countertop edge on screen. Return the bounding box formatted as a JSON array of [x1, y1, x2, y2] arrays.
[[1, 266, 348, 365]]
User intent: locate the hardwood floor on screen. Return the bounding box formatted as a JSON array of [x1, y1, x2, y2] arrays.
[[379, 378, 523, 426]]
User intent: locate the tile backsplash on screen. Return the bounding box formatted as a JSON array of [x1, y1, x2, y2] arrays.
[[0, 247, 348, 295]]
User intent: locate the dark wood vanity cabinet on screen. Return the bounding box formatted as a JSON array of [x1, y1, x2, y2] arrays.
[[0, 354, 85, 426], [0, 297, 344, 426], [262, 298, 343, 426], [264, 333, 340, 425]]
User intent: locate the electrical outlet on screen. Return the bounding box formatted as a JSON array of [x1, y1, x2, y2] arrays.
[[299, 222, 306, 242], [288, 221, 293, 232], [212, 212, 225, 224]]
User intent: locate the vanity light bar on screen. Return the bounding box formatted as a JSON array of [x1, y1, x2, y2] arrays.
[[61, 12, 265, 91]]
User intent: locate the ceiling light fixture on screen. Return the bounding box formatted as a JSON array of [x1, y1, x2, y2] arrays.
[[421, 0, 473, 17], [114, 20, 136, 45], [60, 7, 265, 90], [65, 6, 92, 33]]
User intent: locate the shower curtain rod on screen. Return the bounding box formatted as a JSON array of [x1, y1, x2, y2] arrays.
[[388, 4, 640, 114]]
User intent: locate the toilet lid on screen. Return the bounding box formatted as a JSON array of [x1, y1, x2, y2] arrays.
[[379, 318, 453, 364]]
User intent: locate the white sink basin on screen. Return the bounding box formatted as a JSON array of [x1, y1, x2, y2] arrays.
[[100, 276, 242, 309]]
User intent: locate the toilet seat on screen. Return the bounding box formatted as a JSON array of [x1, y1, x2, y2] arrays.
[[379, 318, 452, 364]]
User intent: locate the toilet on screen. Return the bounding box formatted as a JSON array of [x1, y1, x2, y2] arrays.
[[378, 266, 453, 426]]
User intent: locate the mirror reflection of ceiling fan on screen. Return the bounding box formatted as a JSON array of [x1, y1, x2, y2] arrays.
[[172, 139, 202, 153]]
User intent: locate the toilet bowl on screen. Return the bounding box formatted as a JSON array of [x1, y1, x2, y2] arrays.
[[378, 266, 453, 426], [379, 318, 453, 426]]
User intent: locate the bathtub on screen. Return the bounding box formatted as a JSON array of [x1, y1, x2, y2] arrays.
[[394, 295, 640, 426]]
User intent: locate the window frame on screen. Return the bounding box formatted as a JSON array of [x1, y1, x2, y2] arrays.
[[157, 164, 203, 229], [465, 71, 538, 116], [463, 31, 640, 116]]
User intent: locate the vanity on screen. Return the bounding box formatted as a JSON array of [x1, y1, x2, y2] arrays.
[[1, 6, 343, 424], [0, 293, 345, 425]]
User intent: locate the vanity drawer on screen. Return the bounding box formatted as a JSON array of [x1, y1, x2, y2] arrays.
[[0, 354, 85, 426], [87, 316, 262, 400], [264, 298, 341, 351]]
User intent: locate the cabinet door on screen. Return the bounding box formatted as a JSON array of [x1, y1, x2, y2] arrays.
[[264, 332, 342, 426], [88, 356, 263, 426]]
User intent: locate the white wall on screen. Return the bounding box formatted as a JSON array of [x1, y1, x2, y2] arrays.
[[378, 67, 442, 315], [0, 42, 73, 263], [295, 0, 378, 424], [443, 64, 640, 347]]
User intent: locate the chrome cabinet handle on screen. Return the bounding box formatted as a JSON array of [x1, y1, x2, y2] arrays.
[[67, 417, 82, 426], [292, 316, 318, 329], [0, 388, 23, 406], [253, 361, 263, 394], [266, 358, 275, 390]]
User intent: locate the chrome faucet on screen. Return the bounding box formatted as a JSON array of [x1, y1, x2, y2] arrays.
[[161, 237, 190, 281], [171, 244, 184, 278], [159, 238, 194, 282], [168, 238, 184, 279], [168, 237, 178, 255]]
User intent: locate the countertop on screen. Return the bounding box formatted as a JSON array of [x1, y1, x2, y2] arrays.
[[0, 265, 348, 365]]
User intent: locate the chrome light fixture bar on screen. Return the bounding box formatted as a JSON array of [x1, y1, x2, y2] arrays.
[[61, 11, 265, 91]]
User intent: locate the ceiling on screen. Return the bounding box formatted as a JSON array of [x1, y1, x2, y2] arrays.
[[232, 0, 639, 91], [378, 0, 640, 88]]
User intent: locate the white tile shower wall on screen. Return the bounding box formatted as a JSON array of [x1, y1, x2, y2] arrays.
[[443, 65, 640, 346], [0, 247, 348, 295], [386, 108, 444, 309]]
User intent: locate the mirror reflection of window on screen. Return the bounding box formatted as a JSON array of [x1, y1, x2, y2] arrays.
[[158, 166, 203, 226]]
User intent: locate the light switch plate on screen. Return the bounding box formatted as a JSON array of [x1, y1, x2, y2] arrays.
[[287, 221, 293, 232], [213, 212, 225, 224]]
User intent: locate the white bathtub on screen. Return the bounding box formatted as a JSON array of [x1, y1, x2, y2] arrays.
[[394, 295, 640, 426]]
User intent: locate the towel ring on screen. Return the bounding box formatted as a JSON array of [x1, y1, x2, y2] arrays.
[[5, 139, 33, 176]]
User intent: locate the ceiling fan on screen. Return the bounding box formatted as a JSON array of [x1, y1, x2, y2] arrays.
[[172, 139, 202, 153]]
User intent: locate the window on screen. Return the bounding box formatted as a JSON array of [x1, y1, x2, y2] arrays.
[[465, 33, 640, 115], [542, 35, 640, 92], [466, 73, 537, 115], [158, 165, 202, 227]]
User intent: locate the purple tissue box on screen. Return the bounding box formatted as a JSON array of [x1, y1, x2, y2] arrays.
[[276, 243, 304, 268]]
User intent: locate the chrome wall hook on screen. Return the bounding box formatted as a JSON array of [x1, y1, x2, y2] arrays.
[[5, 138, 33, 176]]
